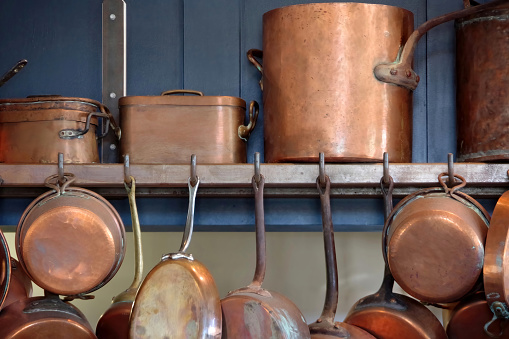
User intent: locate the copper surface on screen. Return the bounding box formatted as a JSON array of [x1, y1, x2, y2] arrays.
[[16, 186, 125, 296], [308, 176, 374, 338], [251, 3, 414, 163], [129, 258, 222, 339], [3, 259, 32, 309], [0, 230, 10, 310], [221, 176, 310, 338], [484, 191, 509, 322], [456, 3, 509, 162], [446, 292, 509, 338], [386, 186, 489, 303], [0, 96, 104, 163], [119, 92, 257, 164], [0, 295, 96, 339], [96, 301, 132, 339]]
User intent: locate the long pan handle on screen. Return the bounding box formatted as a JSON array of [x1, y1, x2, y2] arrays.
[[317, 175, 338, 324], [179, 178, 199, 254], [379, 176, 396, 295], [125, 176, 143, 291], [250, 175, 266, 287]]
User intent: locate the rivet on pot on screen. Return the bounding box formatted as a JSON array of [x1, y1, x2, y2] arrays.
[[390, 68, 397, 75], [406, 70, 412, 78]]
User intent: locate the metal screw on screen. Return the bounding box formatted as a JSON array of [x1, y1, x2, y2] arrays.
[[334, 322, 340, 329], [109, 144, 117, 150], [390, 68, 397, 75], [109, 92, 116, 99], [110, 14, 116, 20]]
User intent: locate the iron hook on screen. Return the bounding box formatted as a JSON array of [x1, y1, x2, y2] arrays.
[[319, 153, 326, 187], [254, 152, 261, 184], [448, 153, 455, 188], [382, 152, 391, 184], [58, 153, 65, 185], [124, 154, 131, 186], [190, 154, 198, 187]]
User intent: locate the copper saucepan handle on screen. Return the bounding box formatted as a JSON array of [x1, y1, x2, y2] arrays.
[[374, 0, 507, 91], [161, 89, 204, 96], [250, 174, 267, 288], [238, 101, 259, 141], [0, 59, 27, 88], [178, 177, 200, 254], [247, 49, 263, 91]]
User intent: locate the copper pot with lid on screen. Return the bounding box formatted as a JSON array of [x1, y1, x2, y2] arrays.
[[248, 0, 505, 163], [0, 95, 120, 163], [16, 172, 126, 297], [385, 173, 490, 304]]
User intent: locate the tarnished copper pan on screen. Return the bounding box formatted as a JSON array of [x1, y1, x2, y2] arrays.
[[483, 190, 509, 336], [446, 292, 509, 338], [249, 1, 505, 163], [129, 176, 222, 338], [221, 173, 311, 338], [0, 230, 10, 310], [0, 293, 96, 338], [385, 173, 489, 304], [96, 176, 142, 339], [3, 259, 32, 309], [16, 173, 125, 297], [456, 1, 509, 162], [0, 96, 119, 163], [309, 175, 374, 338], [345, 176, 447, 339]]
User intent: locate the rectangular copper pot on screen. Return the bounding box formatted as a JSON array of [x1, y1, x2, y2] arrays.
[[0, 96, 110, 163], [119, 90, 257, 164]]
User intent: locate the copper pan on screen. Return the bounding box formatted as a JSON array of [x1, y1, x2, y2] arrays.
[[345, 170, 447, 339], [96, 176, 142, 338], [482, 189, 509, 337], [0, 292, 96, 338], [248, 0, 506, 163], [0, 229, 10, 310], [309, 174, 374, 338], [385, 173, 489, 304], [129, 165, 222, 338], [221, 156, 311, 338], [16, 172, 125, 297], [3, 258, 32, 309]]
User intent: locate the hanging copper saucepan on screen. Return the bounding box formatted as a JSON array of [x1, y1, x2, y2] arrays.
[[221, 154, 311, 338], [345, 159, 447, 338], [130, 158, 222, 338], [309, 164, 375, 338], [384, 172, 490, 304], [3, 258, 32, 310], [96, 175, 143, 339], [0, 291, 96, 338], [16, 172, 126, 297], [248, 0, 506, 163]]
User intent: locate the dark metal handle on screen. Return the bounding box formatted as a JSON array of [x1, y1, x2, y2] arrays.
[[238, 101, 259, 141], [374, 0, 507, 91], [161, 89, 204, 96], [247, 49, 263, 91], [178, 177, 199, 254], [249, 174, 266, 288], [0, 59, 27, 88]]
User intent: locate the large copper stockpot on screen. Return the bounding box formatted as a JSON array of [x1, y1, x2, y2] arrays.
[[0, 292, 96, 338], [119, 90, 258, 164], [385, 173, 490, 304], [456, 0, 509, 162], [345, 175, 447, 339], [16, 173, 125, 297], [249, 1, 506, 163], [221, 172, 311, 338], [0, 95, 120, 163]]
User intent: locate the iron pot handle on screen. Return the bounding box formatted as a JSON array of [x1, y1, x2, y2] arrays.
[[247, 49, 263, 91], [238, 101, 259, 141]]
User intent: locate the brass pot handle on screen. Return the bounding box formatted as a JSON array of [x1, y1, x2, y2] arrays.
[[247, 49, 263, 91], [374, 0, 506, 91], [238, 101, 259, 141], [161, 89, 204, 96]]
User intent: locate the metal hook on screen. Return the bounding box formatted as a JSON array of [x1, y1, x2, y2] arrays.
[[382, 152, 391, 184], [254, 152, 261, 184], [190, 154, 198, 187], [319, 153, 326, 187], [123, 154, 131, 186], [58, 153, 65, 185], [448, 153, 455, 188]]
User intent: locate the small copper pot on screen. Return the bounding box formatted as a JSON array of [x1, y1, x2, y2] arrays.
[[385, 173, 489, 304], [0, 95, 119, 163], [16, 173, 125, 297]]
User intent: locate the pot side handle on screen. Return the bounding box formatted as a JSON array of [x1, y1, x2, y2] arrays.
[[238, 101, 259, 141], [374, 0, 507, 91], [247, 49, 263, 91]]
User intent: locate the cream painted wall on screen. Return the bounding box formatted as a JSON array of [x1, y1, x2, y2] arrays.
[[4, 231, 443, 330]]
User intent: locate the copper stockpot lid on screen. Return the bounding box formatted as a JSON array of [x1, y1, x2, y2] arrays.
[[385, 173, 490, 304], [119, 89, 246, 107], [16, 174, 125, 296]]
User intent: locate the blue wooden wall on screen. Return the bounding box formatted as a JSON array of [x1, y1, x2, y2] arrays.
[[0, 0, 485, 231]]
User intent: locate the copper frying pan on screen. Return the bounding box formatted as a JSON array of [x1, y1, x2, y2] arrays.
[[129, 175, 222, 338], [16, 173, 126, 297], [96, 176, 142, 338], [221, 171, 311, 338], [0, 291, 96, 338], [344, 173, 447, 339], [309, 175, 375, 338]]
